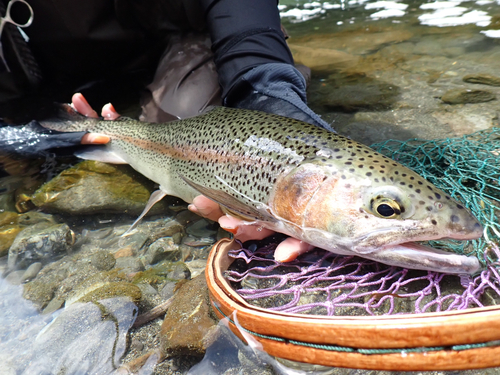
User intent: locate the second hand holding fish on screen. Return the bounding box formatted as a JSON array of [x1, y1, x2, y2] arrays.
[[71, 93, 312, 262]]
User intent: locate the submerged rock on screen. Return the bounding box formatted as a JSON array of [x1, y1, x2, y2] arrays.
[[441, 89, 496, 104], [7, 222, 74, 269], [160, 273, 218, 357], [30, 160, 170, 216], [0, 224, 23, 258], [463, 73, 500, 87], [91, 250, 116, 271], [72, 282, 142, 304]]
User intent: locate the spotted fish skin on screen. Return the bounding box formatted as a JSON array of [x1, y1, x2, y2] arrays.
[[42, 106, 483, 274]]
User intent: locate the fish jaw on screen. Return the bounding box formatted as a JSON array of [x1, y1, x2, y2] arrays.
[[363, 242, 482, 274]]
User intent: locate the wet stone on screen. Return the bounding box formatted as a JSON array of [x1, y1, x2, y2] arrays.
[[186, 218, 218, 238], [182, 235, 215, 247], [26, 298, 137, 374], [4, 270, 25, 285], [0, 224, 23, 258], [160, 273, 218, 357], [463, 73, 500, 87], [72, 281, 142, 304], [145, 237, 181, 265], [136, 282, 158, 296], [42, 297, 65, 315], [185, 259, 208, 279], [441, 89, 497, 104], [8, 223, 74, 269], [167, 262, 191, 281], [175, 209, 203, 226], [22, 279, 57, 309], [115, 256, 145, 274], [160, 281, 176, 300], [20, 262, 42, 282], [30, 160, 170, 216], [91, 250, 116, 271]]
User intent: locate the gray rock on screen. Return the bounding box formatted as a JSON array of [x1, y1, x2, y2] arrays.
[[4, 270, 25, 285], [186, 218, 217, 238], [136, 282, 158, 296], [20, 262, 42, 283], [42, 297, 65, 315], [441, 89, 496, 104], [185, 259, 208, 279], [91, 250, 116, 271], [167, 262, 191, 281], [182, 235, 215, 247], [25, 298, 137, 374], [175, 209, 201, 226], [8, 223, 74, 269], [160, 281, 176, 300], [145, 237, 181, 265], [115, 256, 145, 273]]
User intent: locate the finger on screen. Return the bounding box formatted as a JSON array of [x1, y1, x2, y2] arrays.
[[71, 93, 99, 118], [81, 133, 111, 145], [101, 103, 120, 120], [274, 237, 314, 262], [188, 195, 224, 222], [219, 215, 274, 242]]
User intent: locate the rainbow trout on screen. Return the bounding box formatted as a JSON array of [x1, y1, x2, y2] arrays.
[[42, 106, 483, 274]]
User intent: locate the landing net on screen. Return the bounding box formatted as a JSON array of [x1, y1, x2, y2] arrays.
[[225, 128, 500, 315]]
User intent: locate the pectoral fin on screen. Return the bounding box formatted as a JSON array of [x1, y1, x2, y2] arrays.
[[122, 188, 168, 236], [178, 175, 276, 223], [75, 146, 128, 164]]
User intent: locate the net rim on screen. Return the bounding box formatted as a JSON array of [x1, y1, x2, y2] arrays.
[[206, 238, 500, 370]]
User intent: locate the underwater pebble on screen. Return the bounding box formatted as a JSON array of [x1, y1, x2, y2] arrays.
[[136, 282, 158, 296], [114, 247, 135, 258], [185, 259, 207, 279], [182, 235, 215, 247], [463, 73, 500, 86], [167, 262, 191, 281], [145, 237, 181, 265], [73, 282, 142, 304], [441, 88, 496, 104], [21, 262, 42, 283], [175, 209, 201, 226], [22, 279, 57, 309], [160, 273, 218, 357], [160, 281, 176, 300], [4, 270, 25, 285], [129, 338, 144, 352], [8, 223, 74, 269], [115, 256, 145, 273], [42, 297, 65, 315], [186, 218, 217, 238], [91, 250, 116, 271]]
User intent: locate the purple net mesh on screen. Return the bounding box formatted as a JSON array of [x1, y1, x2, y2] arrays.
[[224, 241, 500, 316]]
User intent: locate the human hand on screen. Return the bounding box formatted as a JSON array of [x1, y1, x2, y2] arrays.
[[71, 93, 313, 262]]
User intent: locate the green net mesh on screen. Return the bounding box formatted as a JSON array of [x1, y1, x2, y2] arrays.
[[371, 127, 500, 265]]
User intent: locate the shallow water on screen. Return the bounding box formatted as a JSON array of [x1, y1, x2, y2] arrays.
[[1, 0, 500, 374]]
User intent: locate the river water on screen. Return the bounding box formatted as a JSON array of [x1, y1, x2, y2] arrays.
[[1, 1, 500, 374]]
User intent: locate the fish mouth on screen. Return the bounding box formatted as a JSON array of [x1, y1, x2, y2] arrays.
[[367, 241, 482, 275]]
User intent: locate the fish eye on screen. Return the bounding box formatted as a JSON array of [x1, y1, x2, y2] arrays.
[[377, 203, 395, 217], [371, 198, 402, 219]]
